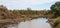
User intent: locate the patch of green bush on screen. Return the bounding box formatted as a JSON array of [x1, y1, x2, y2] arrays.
[[54, 19, 60, 27]]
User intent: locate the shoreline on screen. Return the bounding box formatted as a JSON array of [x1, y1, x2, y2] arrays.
[[0, 14, 50, 28], [0, 15, 58, 28]]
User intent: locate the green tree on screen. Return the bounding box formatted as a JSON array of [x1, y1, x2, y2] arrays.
[[50, 2, 60, 16]]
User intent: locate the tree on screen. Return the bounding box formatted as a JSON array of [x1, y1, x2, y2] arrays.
[[0, 5, 7, 9], [50, 2, 60, 16], [0, 5, 8, 12]]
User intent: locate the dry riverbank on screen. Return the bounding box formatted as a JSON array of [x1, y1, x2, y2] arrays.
[[0, 14, 47, 28]]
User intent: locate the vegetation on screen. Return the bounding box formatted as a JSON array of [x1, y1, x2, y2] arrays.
[[50, 2, 60, 18], [48, 1, 60, 28], [0, 5, 48, 20], [54, 19, 60, 27], [0, 5, 49, 28], [0, 1, 60, 28]]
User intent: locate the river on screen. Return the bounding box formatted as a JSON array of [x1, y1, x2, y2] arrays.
[[7, 18, 52, 28]]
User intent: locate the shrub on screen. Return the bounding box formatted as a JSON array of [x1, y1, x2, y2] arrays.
[[54, 19, 60, 27], [2, 16, 6, 19]]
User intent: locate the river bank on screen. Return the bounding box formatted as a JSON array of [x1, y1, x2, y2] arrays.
[[0, 14, 48, 28], [0, 13, 57, 28], [0, 7, 49, 28], [0, 6, 57, 28], [7, 18, 51, 28], [48, 17, 60, 28]]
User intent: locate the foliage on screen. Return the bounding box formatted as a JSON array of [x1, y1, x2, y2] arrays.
[[50, 2, 60, 16], [2, 15, 7, 19], [54, 19, 60, 27], [1, 13, 7, 19], [0, 5, 48, 19]]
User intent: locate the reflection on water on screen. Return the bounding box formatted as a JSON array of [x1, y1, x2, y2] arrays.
[[8, 18, 52, 28]]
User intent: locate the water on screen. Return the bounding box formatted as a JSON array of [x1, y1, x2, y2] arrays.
[[8, 18, 52, 28]]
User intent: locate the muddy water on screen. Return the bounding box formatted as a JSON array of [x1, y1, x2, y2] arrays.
[[8, 18, 52, 28]]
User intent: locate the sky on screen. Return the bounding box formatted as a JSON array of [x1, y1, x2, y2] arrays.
[[0, 0, 60, 10]]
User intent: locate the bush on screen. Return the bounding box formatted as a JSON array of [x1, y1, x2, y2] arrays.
[[1, 13, 7, 19], [50, 2, 60, 16], [2, 16, 6, 19], [54, 19, 60, 27]]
